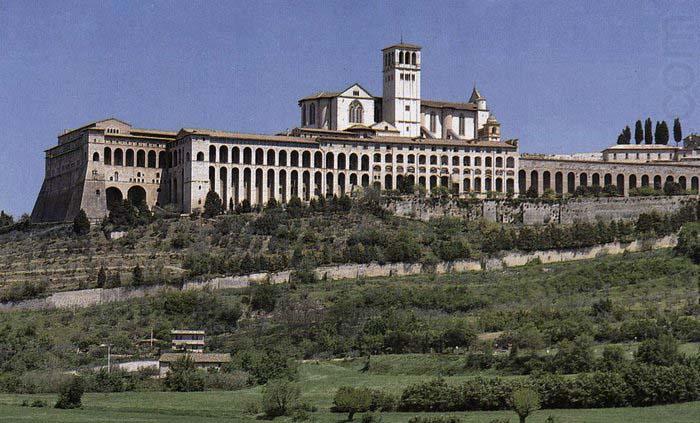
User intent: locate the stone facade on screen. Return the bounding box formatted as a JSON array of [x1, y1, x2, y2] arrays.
[[30, 43, 700, 223]]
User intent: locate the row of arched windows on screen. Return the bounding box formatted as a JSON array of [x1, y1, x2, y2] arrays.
[[384, 50, 418, 67], [349, 100, 363, 124], [203, 145, 515, 170], [102, 147, 164, 169]]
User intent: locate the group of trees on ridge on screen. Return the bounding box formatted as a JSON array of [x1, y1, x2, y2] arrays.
[[616, 117, 683, 145]]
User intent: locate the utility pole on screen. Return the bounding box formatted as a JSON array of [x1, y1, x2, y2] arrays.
[[100, 343, 112, 373]]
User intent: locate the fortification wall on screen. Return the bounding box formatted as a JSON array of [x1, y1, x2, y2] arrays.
[[388, 196, 697, 225], [0, 234, 677, 312]]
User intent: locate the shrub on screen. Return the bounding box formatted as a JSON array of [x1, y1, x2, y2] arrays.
[[55, 376, 84, 409], [73, 209, 90, 235], [250, 283, 279, 313], [163, 355, 205, 392], [675, 223, 700, 263], [203, 191, 224, 218], [635, 334, 681, 366], [511, 388, 540, 423], [549, 335, 594, 374], [132, 264, 144, 286], [332, 386, 373, 420], [96, 266, 106, 288], [261, 379, 301, 418]]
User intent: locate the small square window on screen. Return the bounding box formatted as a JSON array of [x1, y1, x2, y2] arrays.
[[353, 90, 359, 96], [96, 190, 100, 196], [405, 105, 410, 111]]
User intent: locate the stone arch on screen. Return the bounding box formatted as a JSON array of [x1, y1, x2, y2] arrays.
[[114, 148, 124, 166], [268, 149, 276, 166], [386, 153, 393, 163], [579, 173, 588, 187], [220, 167, 228, 208], [268, 169, 276, 201], [127, 186, 147, 207], [243, 168, 252, 202], [463, 177, 471, 192], [325, 152, 334, 169], [616, 174, 625, 195], [384, 174, 392, 190], [474, 177, 482, 193], [506, 178, 515, 193], [641, 175, 650, 187], [93, 151, 100, 162], [106, 187, 123, 210], [158, 151, 166, 168], [338, 153, 347, 170], [361, 174, 369, 187], [326, 172, 334, 196], [506, 157, 514, 168], [302, 151, 311, 167], [604, 173, 612, 187], [232, 167, 240, 205], [290, 150, 299, 167], [567, 172, 575, 194], [196, 152, 204, 161], [495, 177, 503, 192], [679, 176, 687, 190], [452, 156, 459, 166], [219, 146, 229, 163], [290, 170, 298, 198], [592, 173, 600, 186], [103, 147, 112, 165], [255, 168, 264, 204], [279, 150, 287, 166], [350, 173, 358, 187], [209, 145, 217, 162], [555, 172, 563, 194], [463, 156, 471, 166], [209, 166, 216, 193], [314, 151, 322, 168], [653, 175, 662, 189], [361, 154, 369, 171], [137, 150, 146, 167], [148, 150, 157, 167], [333, 172, 341, 196], [232, 147, 240, 164], [279, 169, 287, 203], [485, 156, 493, 167], [126, 149, 135, 166], [543, 171, 551, 191], [485, 177, 492, 192], [629, 174, 637, 189], [255, 148, 264, 165], [691, 176, 699, 192], [530, 170, 539, 194], [495, 157, 503, 168], [349, 153, 358, 170], [518, 169, 527, 194]]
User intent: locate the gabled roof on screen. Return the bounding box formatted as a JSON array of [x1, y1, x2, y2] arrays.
[[382, 43, 422, 51], [299, 83, 374, 103]]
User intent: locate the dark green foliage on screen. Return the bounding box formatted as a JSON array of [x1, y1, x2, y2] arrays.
[[338, 194, 353, 212], [663, 181, 684, 196], [106, 271, 121, 288], [550, 335, 594, 374], [132, 264, 144, 286], [675, 222, 700, 263], [96, 266, 106, 288], [635, 334, 680, 366], [623, 125, 631, 144], [72, 209, 90, 236], [674, 117, 682, 144], [634, 120, 643, 144], [408, 417, 462, 423], [0, 210, 13, 227], [286, 196, 304, 218], [203, 191, 224, 218], [525, 185, 538, 198], [234, 349, 297, 385], [332, 386, 373, 420], [644, 117, 653, 144], [0, 279, 48, 303], [55, 376, 84, 409], [261, 379, 301, 418], [250, 283, 279, 312], [235, 199, 252, 214], [106, 200, 151, 229], [250, 208, 287, 235], [163, 355, 205, 392], [657, 120, 669, 144]]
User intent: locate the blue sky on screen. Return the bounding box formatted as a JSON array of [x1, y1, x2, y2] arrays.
[[1, 0, 698, 216]]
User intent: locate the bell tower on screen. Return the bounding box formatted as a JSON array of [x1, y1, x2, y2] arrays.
[[382, 43, 421, 137]]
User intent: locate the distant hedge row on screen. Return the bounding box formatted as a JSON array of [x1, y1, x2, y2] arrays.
[[398, 364, 700, 412]]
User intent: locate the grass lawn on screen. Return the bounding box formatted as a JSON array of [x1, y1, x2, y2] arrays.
[[1, 362, 699, 422]]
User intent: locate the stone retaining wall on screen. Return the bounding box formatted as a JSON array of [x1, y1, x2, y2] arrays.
[[0, 235, 677, 312]]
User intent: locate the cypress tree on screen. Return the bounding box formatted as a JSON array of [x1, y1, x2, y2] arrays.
[[623, 126, 631, 144], [673, 118, 682, 144], [73, 209, 90, 236], [658, 121, 669, 144], [654, 121, 661, 144], [616, 133, 625, 145], [644, 118, 653, 144], [96, 266, 106, 288], [634, 120, 643, 144]]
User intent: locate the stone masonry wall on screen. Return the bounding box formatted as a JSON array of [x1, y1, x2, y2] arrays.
[[0, 234, 677, 312], [387, 196, 698, 225]]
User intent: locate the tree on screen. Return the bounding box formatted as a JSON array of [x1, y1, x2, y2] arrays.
[[73, 209, 90, 236], [673, 117, 683, 145], [616, 132, 625, 145], [96, 266, 107, 288], [203, 191, 224, 217], [286, 196, 304, 218], [55, 376, 84, 409], [511, 388, 541, 423], [164, 355, 205, 391], [635, 333, 680, 366], [106, 271, 121, 288], [338, 194, 353, 212], [658, 121, 670, 144], [654, 121, 660, 144], [132, 264, 144, 286], [634, 120, 643, 144], [332, 386, 373, 421], [675, 223, 699, 264], [644, 118, 653, 144], [623, 125, 631, 144], [525, 185, 538, 198], [0, 210, 14, 227], [261, 379, 301, 418]]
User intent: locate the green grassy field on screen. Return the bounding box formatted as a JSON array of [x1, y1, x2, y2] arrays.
[[1, 361, 699, 422]]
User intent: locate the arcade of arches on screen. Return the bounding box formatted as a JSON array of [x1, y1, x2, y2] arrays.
[[519, 157, 699, 197], [198, 142, 518, 209]]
